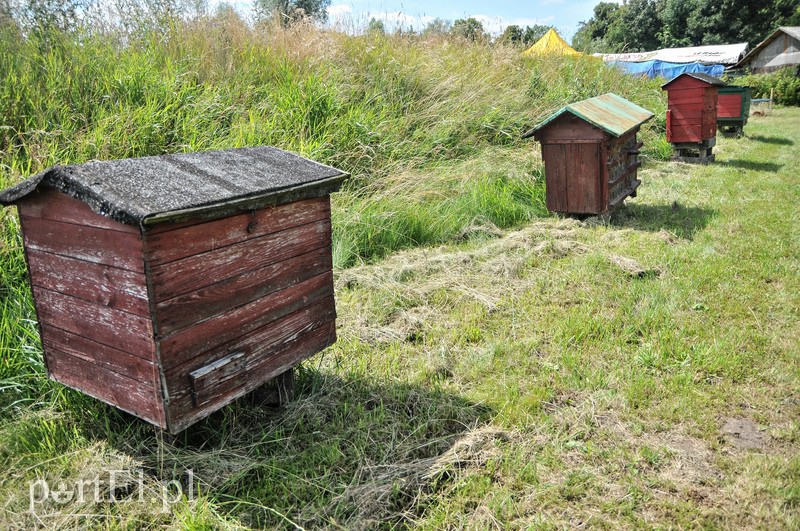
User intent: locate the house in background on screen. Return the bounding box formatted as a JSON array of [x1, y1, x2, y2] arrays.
[[735, 27, 800, 73]]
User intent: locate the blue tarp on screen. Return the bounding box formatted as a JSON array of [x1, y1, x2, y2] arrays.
[[609, 60, 725, 80]]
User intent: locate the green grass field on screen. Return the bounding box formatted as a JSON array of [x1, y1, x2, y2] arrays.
[[0, 18, 798, 530], [2, 109, 798, 529]]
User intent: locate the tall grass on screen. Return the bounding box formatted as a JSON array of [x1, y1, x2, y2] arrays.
[[0, 13, 667, 266]]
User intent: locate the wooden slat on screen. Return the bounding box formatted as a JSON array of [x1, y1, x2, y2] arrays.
[[27, 249, 150, 317], [144, 196, 330, 265], [166, 319, 336, 433], [48, 348, 165, 427], [150, 218, 331, 302], [17, 188, 139, 233], [543, 144, 568, 212], [33, 287, 155, 359], [155, 247, 332, 336], [20, 216, 145, 273], [567, 143, 600, 213], [159, 271, 334, 369], [166, 296, 336, 394], [41, 324, 157, 384]]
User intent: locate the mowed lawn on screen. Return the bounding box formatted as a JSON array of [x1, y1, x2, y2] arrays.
[[1, 108, 798, 529]]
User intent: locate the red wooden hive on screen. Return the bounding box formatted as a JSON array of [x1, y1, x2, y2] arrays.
[[0, 147, 348, 433], [523, 93, 654, 215], [662, 73, 725, 145]]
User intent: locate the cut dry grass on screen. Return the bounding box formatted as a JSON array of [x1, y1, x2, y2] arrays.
[[0, 13, 797, 530]]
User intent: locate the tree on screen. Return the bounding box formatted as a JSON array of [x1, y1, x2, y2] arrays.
[[575, 0, 800, 53], [367, 17, 384, 35], [422, 17, 451, 36], [451, 17, 484, 42], [572, 2, 623, 52], [499, 24, 523, 45], [256, 0, 331, 26], [522, 24, 551, 45]]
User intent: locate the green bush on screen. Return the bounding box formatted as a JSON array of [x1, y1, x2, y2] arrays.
[[735, 67, 800, 106]]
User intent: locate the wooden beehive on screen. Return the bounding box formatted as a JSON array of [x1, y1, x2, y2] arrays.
[[717, 85, 752, 137], [662, 73, 726, 162], [0, 147, 348, 433], [523, 93, 654, 215]]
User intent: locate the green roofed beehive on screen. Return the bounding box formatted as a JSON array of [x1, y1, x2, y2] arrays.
[[523, 93, 654, 215], [0, 146, 348, 433]]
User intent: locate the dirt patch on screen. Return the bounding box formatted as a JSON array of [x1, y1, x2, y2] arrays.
[[721, 417, 769, 451]]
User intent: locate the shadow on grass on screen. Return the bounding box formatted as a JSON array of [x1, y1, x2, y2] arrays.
[[103, 367, 494, 528], [612, 202, 716, 240], [717, 159, 784, 172], [748, 135, 794, 146]]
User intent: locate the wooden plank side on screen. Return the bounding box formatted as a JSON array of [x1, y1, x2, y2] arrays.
[[165, 296, 336, 397], [27, 249, 150, 317], [17, 188, 139, 234], [580, 144, 600, 213], [543, 144, 568, 212], [19, 216, 145, 273], [668, 124, 703, 144], [33, 287, 155, 359], [150, 219, 331, 302], [159, 271, 334, 369], [536, 116, 605, 142], [566, 143, 601, 214], [144, 197, 331, 266], [155, 247, 332, 336], [668, 90, 705, 106], [167, 320, 336, 433], [41, 324, 157, 384], [48, 348, 165, 428]]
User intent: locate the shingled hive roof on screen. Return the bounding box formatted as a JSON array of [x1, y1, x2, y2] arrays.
[[0, 146, 348, 226]]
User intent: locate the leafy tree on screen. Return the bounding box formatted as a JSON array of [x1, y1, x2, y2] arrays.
[[422, 17, 451, 36], [522, 24, 551, 45], [451, 17, 484, 42], [499, 24, 523, 45], [576, 0, 800, 52], [255, 0, 331, 26], [572, 2, 622, 52], [367, 17, 384, 35]]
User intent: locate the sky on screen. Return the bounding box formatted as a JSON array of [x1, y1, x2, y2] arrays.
[[322, 0, 613, 41]]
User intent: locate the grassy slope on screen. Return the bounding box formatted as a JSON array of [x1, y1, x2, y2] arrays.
[[1, 102, 797, 528]]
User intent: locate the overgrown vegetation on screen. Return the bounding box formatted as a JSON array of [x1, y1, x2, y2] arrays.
[[0, 10, 667, 266], [2, 7, 797, 530], [735, 66, 800, 105], [574, 0, 800, 53]]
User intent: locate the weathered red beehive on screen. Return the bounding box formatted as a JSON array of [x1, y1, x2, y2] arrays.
[[0, 147, 348, 433], [662, 73, 726, 162], [523, 93, 654, 215]]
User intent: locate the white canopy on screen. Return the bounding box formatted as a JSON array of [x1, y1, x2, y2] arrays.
[[595, 43, 749, 65]]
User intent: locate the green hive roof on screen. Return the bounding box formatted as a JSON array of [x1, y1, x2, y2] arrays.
[[523, 93, 654, 139]]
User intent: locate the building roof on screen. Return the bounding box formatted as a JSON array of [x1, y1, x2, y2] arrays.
[[661, 72, 726, 89], [0, 146, 348, 226], [735, 27, 800, 69], [523, 29, 581, 57], [522, 93, 654, 139], [596, 43, 748, 66]]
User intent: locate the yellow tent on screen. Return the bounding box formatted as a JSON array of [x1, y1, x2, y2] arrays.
[[523, 29, 581, 57]]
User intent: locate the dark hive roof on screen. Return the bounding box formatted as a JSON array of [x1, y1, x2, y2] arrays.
[[0, 146, 348, 226], [661, 72, 726, 88]]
